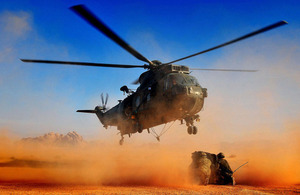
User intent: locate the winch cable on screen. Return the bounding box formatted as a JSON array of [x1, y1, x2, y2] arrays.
[[150, 121, 176, 141], [150, 127, 160, 141], [159, 121, 175, 137]]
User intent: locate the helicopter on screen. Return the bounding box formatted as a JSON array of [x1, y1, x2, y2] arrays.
[[21, 4, 287, 145]]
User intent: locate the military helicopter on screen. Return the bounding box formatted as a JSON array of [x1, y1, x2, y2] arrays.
[[21, 5, 287, 145]]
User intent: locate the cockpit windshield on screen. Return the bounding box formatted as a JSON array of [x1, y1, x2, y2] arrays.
[[165, 73, 200, 90], [168, 74, 186, 85], [185, 75, 200, 86]]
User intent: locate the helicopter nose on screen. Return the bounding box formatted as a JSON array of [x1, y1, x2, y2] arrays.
[[184, 86, 206, 114], [187, 86, 204, 97], [187, 87, 199, 96]]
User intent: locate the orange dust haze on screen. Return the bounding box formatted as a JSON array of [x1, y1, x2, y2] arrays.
[[0, 121, 299, 187]]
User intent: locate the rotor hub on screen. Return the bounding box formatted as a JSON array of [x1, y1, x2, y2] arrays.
[[151, 60, 162, 66]]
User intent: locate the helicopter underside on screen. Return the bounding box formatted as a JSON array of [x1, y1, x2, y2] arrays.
[[138, 93, 204, 129]]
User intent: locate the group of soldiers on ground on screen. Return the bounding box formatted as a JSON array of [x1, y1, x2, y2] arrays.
[[189, 151, 235, 185]]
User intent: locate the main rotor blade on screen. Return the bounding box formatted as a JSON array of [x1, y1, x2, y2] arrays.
[[190, 68, 258, 72], [168, 20, 288, 64], [70, 4, 153, 65], [21, 59, 148, 68]]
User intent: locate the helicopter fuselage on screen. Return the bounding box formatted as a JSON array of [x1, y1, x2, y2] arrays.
[[95, 64, 207, 137]]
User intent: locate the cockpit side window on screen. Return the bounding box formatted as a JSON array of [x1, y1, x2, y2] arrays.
[[164, 74, 201, 89], [164, 75, 176, 90]]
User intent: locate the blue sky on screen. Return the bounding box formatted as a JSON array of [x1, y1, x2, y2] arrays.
[[0, 0, 299, 142]]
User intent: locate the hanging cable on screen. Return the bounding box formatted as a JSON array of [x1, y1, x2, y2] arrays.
[[159, 121, 175, 137], [150, 121, 176, 141], [150, 127, 160, 141]]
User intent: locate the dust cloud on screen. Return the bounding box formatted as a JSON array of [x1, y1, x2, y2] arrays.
[[0, 129, 191, 186], [0, 122, 299, 187], [231, 121, 300, 185]]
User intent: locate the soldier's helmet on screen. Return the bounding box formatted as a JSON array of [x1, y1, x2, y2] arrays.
[[217, 152, 225, 159]]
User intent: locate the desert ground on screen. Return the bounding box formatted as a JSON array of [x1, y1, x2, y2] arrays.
[[0, 182, 299, 194]]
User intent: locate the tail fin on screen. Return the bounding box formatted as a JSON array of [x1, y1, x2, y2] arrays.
[[77, 110, 97, 113]]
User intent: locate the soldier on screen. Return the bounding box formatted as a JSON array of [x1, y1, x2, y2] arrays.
[[216, 152, 235, 185], [189, 151, 211, 185]]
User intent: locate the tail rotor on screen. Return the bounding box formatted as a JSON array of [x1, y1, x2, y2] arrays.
[[97, 93, 109, 112], [77, 93, 109, 113]]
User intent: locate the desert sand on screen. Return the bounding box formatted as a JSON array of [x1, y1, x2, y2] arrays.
[[0, 183, 299, 194]]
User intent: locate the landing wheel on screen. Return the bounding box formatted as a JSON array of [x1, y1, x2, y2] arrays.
[[192, 126, 198, 135], [138, 128, 143, 133], [119, 136, 124, 145], [135, 123, 143, 133], [187, 126, 193, 134]]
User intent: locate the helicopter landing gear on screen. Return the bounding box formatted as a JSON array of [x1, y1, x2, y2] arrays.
[[119, 135, 124, 145], [135, 123, 143, 133], [137, 128, 143, 133], [187, 126, 193, 134], [187, 125, 198, 135], [184, 115, 199, 135], [192, 126, 198, 134]]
